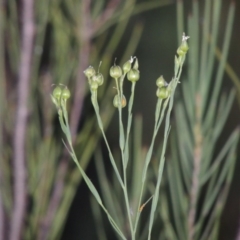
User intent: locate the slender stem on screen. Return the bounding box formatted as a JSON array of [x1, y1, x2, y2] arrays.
[[11, 0, 34, 239], [188, 93, 202, 240], [66, 111, 127, 240], [92, 99, 124, 188], [115, 75, 134, 238], [134, 101, 160, 233]]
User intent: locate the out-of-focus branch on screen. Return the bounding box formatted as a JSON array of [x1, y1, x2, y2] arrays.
[[92, 0, 121, 34], [188, 94, 202, 240], [236, 207, 240, 240], [0, 1, 5, 238], [0, 194, 3, 240], [39, 1, 92, 239], [70, 0, 91, 139], [11, 0, 35, 239]]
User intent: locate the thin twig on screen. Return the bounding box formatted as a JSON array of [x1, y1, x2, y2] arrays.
[[11, 0, 35, 239], [92, 0, 121, 34], [188, 94, 202, 240]]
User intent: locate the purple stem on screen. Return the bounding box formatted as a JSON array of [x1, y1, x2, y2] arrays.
[[11, 0, 35, 239], [0, 193, 4, 239], [236, 226, 240, 240]]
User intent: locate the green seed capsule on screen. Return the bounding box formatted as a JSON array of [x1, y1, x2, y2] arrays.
[[127, 69, 140, 82], [180, 40, 189, 52], [133, 58, 139, 70], [84, 66, 96, 78], [95, 73, 104, 86], [156, 76, 166, 88], [113, 95, 127, 108], [177, 40, 189, 56], [53, 86, 62, 100], [90, 75, 98, 84], [177, 48, 185, 56], [110, 65, 122, 79], [61, 88, 71, 100], [123, 60, 131, 74], [156, 87, 170, 99]]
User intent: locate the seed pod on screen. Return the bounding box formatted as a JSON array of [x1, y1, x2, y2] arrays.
[[127, 69, 140, 82], [110, 65, 122, 79], [113, 95, 127, 108], [84, 66, 96, 78], [95, 73, 104, 86], [61, 88, 71, 100], [123, 60, 131, 74], [177, 40, 189, 56], [91, 73, 104, 86], [133, 58, 139, 70], [177, 48, 185, 56], [156, 87, 170, 99], [156, 76, 166, 88], [53, 86, 62, 101], [180, 40, 189, 52]]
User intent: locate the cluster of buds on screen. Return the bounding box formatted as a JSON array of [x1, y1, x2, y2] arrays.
[[84, 57, 140, 108], [177, 33, 189, 57], [110, 57, 140, 108], [51, 85, 71, 110], [84, 66, 104, 93], [175, 33, 190, 73], [156, 33, 189, 99], [156, 76, 170, 99]]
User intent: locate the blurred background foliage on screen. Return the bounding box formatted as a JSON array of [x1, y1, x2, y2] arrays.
[[1, 0, 240, 239]]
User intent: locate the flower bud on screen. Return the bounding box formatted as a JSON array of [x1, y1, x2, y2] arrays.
[[177, 48, 185, 56], [95, 73, 104, 86], [156, 87, 170, 99], [84, 66, 96, 78], [52, 86, 62, 101], [127, 69, 140, 82], [180, 40, 189, 52], [156, 76, 166, 88], [177, 40, 189, 56], [90, 82, 99, 91], [133, 58, 139, 70], [61, 88, 71, 100], [110, 65, 122, 79], [91, 73, 104, 86], [123, 60, 131, 74], [113, 95, 127, 108]]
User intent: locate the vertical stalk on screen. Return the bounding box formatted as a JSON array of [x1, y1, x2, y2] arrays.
[[236, 223, 240, 240], [0, 0, 5, 238], [11, 0, 35, 239], [188, 94, 202, 240]]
